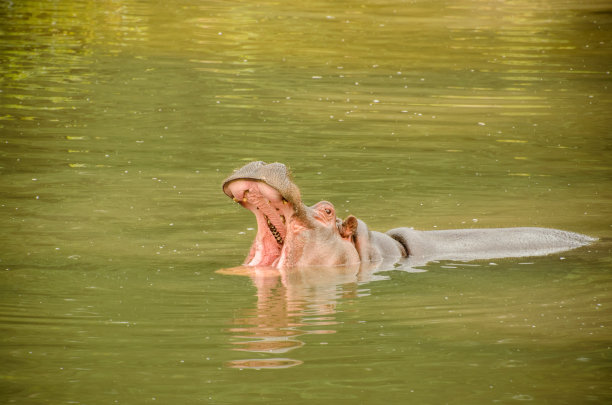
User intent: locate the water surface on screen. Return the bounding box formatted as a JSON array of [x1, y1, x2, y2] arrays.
[[1, 0, 611, 403]]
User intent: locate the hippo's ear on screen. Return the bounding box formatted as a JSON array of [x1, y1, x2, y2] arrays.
[[340, 215, 358, 240]]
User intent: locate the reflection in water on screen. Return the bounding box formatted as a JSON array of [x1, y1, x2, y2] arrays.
[[222, 264, 375, 369], [226, 358, 304, 370]]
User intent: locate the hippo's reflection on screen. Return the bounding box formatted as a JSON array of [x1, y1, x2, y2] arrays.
[[220, 262, 390, 368]]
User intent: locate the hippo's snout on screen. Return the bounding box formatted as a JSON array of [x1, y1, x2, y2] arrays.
[[222, 161, 302, 210]]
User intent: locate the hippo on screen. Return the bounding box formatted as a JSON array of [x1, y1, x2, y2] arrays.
[[222, 161, 596, 269]]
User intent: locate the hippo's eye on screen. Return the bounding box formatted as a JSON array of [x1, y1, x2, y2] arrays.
[[325, 208, 332, 215]]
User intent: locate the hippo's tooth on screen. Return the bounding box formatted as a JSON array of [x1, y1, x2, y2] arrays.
[[265, 215, 284, 245]]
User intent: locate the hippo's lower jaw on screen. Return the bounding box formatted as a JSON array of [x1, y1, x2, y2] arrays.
[[225, 179, 295, 267]]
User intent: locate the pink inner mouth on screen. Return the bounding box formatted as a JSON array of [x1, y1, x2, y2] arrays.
[[225, 179, 295, 266]]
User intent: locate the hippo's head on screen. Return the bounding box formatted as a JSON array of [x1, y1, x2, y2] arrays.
[[223, 161, 360, 268]]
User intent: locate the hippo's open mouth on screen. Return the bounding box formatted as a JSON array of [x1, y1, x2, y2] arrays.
[[222, 162, 303, 267], [224, 180, 296, 266]]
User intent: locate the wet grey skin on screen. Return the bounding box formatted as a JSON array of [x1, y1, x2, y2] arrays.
[[223, 161, 596, 269]]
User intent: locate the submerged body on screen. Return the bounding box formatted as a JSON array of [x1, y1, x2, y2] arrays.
[[223, 161, 595, 269]]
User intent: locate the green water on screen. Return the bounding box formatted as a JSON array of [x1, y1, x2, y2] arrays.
[[1, 0, 611, 403]]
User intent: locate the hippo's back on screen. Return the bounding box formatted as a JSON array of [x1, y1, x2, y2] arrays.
[[387, 227, 596, 261]]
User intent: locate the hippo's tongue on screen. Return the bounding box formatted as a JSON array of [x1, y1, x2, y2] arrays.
[[224, 179, 295, 266]]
